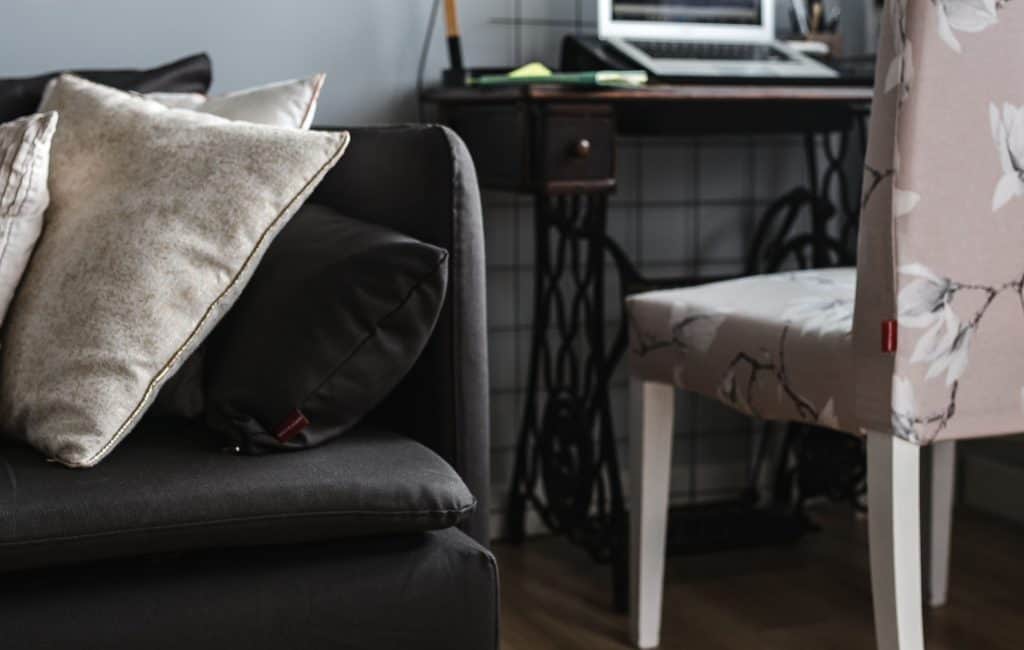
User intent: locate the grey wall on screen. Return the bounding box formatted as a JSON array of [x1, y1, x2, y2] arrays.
[[0, 0, 514, 125], [3, 0, 869, 538]]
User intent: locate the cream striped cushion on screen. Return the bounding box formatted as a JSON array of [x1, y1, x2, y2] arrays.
[[0, 112, 57, 326]]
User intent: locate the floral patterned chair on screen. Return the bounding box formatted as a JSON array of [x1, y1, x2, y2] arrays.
[[625, 0, 1024, 648]]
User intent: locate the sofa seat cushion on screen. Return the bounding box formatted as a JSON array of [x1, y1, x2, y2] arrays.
[[0, 419, 476, 573], [0, 528, 498, 650]]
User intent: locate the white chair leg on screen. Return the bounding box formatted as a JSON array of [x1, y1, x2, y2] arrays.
[[629, 380, 675, 649], [867, 431, 925, 650], [923, 440, 956, 608]]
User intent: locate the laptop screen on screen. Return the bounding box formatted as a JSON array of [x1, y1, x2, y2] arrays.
[[612, 0, 762, 26]]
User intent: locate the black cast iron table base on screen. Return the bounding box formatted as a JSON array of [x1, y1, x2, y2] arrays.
[[505, 115, 868, 611]]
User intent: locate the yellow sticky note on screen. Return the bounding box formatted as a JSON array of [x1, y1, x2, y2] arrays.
[[508, 62, 553, 78]]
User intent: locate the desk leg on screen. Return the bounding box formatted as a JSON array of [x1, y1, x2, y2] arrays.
[[746, 117, 867, 274], [505, 191, 630, 610]]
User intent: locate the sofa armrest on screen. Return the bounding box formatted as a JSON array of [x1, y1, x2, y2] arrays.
[[310, 125, 490, 545]]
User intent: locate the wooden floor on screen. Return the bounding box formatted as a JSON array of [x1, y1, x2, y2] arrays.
[[498, 505, 1024, 649]]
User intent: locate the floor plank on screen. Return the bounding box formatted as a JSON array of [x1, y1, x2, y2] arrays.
[[497, 505, 1024, 649]]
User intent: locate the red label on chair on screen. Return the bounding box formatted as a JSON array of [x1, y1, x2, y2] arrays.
[[882, 320, 898, 353], [274, 409, 310, 443]]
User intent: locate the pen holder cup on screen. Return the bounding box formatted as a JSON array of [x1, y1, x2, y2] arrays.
[[804, 33, 843, 59]]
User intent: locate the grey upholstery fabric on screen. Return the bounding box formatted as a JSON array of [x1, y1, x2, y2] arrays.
[[311, 125, 491, 545], [0, 125, 495, 648], [204, 202, 449, 454], [0, 53, 211, 123], [0, 528, 498, 650], [0, 419, 475, 573]]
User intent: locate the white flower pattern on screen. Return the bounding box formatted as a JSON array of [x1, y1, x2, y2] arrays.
[[898, 264, 955, 327], [781, 272, 855, 337], [818, 398, 839, 429], [934, 0, 999, 52], [990, 102, 1024, 211], [891, 377, 921, 443], [898, 264, 969, 386], [894, 187, 922, 218], [885, 0, 914, 98], [783, 295, 854, 336]]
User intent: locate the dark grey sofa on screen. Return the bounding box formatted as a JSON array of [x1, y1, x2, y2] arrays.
[[0, 125, 497, 650]]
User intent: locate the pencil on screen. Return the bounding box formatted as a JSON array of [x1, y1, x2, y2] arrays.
[[444, 0, 464, 71]]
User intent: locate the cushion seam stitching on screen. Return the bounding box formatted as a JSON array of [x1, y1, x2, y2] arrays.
[[298, 249, 450, 411], [0, 500, 478, 547]]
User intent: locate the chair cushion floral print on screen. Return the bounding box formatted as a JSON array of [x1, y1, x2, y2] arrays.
[[629, 0, 1024, 447], [629, 269, 857, 433]]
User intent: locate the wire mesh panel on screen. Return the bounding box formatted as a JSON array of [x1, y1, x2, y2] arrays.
[[476, 1, 853, 534]]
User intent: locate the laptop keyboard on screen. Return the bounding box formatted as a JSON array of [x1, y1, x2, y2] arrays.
[[630, 40, 790, 62]]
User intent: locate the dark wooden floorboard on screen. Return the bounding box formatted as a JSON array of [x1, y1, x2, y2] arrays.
[[497, 505, 1024, 649]]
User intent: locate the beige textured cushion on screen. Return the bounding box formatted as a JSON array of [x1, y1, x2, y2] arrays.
[[41, 74, 325, 129], [195, 74, 325, 128], [0, 75, 349, 467], [41, 74, 323, 128], [0, 112, 58, 326]]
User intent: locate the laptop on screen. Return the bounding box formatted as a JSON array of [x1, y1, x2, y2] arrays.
[[597, 0, 837, 80]]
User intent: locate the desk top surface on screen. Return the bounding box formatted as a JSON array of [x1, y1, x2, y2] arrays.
[[424, 82, 874, 105]]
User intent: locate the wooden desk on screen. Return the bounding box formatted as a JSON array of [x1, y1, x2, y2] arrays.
[[425, 79, 873, 609], [428, 82, 871, 184]]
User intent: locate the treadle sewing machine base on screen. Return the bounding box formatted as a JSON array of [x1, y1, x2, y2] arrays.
[[424, 45, 873, 610]]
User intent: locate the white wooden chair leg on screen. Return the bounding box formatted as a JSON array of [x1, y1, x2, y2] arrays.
[[867, 431, 925, 650], [629, 380, 675, 649], [923, 440, 956, 608]]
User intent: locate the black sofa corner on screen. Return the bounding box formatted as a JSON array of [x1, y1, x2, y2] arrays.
[[0, 125, 497, 650]]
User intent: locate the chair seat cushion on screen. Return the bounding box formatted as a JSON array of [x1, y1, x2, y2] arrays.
[[0, 419, 475, 573], [628, 268, 858, 432]]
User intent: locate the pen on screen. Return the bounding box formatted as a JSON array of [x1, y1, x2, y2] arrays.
[[810, 1, 824, 34]]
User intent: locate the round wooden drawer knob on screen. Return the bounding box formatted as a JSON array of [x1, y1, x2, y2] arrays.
[[572, 138, 592, 158]]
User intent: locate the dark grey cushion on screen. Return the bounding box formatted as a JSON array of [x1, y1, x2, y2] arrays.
[[0, 528, 498, 650], [0, 418, 475, 573], [202, 202, 449, 453], [0, 53, 212, 123]]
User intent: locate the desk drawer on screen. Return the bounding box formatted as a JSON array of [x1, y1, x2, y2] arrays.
[[537, 105, 615, 193]]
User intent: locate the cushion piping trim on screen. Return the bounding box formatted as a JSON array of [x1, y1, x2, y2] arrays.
[[298, 249, 450, 412], [299, 73, 326, 130]]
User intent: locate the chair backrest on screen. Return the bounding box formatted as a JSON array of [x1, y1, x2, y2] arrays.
[[854, 0, 1024, 444]]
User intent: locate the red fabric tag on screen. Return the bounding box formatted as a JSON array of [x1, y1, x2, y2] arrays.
[[882, 320, 898, 353], [274, 409, 310, 443]]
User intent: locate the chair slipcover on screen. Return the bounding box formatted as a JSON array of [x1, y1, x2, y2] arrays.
[[630, 268, 857, 431], [629, 0, 1024, 445]]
